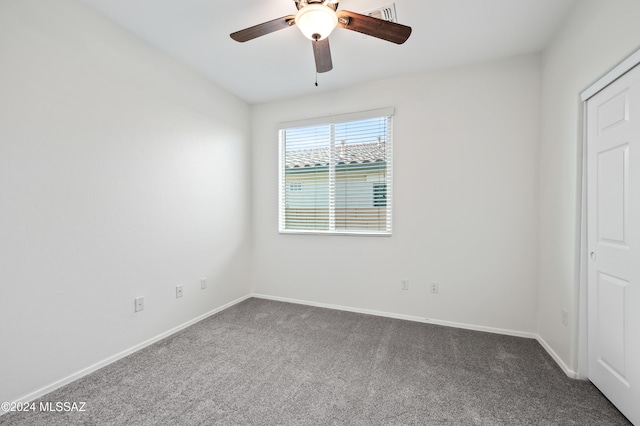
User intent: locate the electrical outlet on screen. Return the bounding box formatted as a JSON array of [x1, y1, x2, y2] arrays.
[[562, 309, 568, 327], [201, 277, 207, 290], [431, 283, 439, 294], [135, 297, 144, 312], [176, 285, 183, 298], [401, 280, 409, 290]]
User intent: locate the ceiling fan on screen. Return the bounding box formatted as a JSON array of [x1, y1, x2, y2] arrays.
[[230, 0, 412, 74]]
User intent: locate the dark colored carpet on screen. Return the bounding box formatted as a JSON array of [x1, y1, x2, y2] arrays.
[[0, 298, 631, 425]]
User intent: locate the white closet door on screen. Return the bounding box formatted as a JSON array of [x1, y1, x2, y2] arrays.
[[587, 63, 640, 425]]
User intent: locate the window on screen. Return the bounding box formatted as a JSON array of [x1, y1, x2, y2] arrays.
[[279, 108, 393, 235], [288, 182, 303, 192], [373, 183, 387, 207]]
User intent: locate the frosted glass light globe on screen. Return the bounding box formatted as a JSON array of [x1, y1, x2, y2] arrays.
[[295, 4, 338, 41]]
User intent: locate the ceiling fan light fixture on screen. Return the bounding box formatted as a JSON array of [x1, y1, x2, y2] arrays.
[[295, 4, 338, 41]]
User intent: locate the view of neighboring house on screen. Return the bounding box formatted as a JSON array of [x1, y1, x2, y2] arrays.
[[284, 139, 389, 231]]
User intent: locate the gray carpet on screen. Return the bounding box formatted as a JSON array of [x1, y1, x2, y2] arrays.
[[1, 298, 631, 425]]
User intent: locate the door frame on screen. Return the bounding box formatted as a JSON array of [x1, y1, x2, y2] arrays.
[[578, 47, 640, 379]]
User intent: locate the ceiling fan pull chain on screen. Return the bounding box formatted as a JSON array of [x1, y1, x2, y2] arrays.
[[313, 37, 319, 87]]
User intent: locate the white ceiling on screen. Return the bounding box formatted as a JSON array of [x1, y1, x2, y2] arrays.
[[80, 0, 577, 104]]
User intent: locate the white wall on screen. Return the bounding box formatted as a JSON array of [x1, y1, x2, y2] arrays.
[[538, 0, 640, 374], [0, 0, 251, 403], [251, 54, 541, 334]]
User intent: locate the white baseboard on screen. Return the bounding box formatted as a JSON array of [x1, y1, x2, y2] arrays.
[[2, 294, 251, 415], [536, 335, 578, 379], [250, 293, 538, 339]]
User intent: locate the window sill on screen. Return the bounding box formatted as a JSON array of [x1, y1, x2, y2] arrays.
[[279, 230, 392, 237]]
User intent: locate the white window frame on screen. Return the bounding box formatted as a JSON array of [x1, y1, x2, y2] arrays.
[[278, 108, 394, 236]]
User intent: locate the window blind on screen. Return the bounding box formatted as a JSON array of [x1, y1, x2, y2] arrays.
[[279, 109, 393, 235]]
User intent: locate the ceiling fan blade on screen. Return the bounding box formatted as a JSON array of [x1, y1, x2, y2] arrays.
[[312, 38, 333, 73], [230, 15, 296, 42], [336, 10, 411, 44]]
